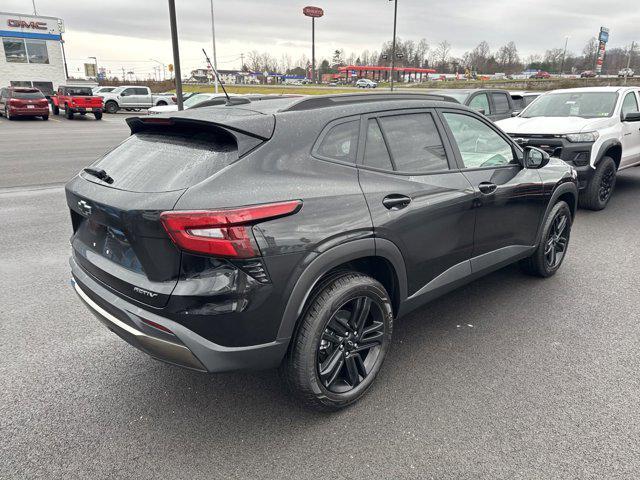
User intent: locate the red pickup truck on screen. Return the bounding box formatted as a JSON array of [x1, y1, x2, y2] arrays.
[[51, 86, 103, 120]]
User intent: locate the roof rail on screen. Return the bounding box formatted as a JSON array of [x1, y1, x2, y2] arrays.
[[281, 93, 458, 112]]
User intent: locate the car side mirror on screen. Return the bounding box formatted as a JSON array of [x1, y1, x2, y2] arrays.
[[477, 108, 486, 115], [623, 112, 640, 122], [120, 91, 127, 97], [523, 146, 550, 169], [511, 110, 521, 117]]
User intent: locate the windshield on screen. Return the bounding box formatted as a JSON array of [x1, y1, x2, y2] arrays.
[[522, 92, 618, 118], [184, 94, 214, 107]]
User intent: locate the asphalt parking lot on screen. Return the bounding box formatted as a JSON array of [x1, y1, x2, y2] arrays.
[[1, 115, 640, 479]]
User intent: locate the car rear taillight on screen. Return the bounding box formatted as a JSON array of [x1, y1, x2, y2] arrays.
[[9, 99, 23, 106], [171, 96, 177, 102], [160, 200, 302, 258]]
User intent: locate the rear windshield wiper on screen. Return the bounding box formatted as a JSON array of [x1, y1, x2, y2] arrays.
[[83, 167, 114, 184]]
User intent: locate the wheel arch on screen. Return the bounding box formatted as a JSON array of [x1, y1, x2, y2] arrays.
[[534, 181, 578, 246], [276, 238, 407, 342], [595, 139, 622, 169]]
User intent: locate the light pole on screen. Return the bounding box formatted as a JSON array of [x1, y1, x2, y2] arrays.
[[389, 0, 398, 91], [210, 0, 219, 93], [303, 7, 324, 84], [625, 41, 636, 85], [168, 0, 184, 110], [559, 36, 569, 76]]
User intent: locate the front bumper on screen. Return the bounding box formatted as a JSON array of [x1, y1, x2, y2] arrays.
[[70, 257, 289, 373]]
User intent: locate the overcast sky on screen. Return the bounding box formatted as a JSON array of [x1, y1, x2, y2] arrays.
[[3, 0, 638, 78]]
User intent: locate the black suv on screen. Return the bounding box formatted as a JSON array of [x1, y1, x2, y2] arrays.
[[67, 94, 578, 410]]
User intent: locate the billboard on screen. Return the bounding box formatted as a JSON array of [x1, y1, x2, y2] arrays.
[[303, 6, 324, 17]]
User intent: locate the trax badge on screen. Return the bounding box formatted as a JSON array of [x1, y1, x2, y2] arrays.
[[133, 287, 158, 298]]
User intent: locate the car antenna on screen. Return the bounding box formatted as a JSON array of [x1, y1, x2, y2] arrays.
[[202, 48, 250, 106]]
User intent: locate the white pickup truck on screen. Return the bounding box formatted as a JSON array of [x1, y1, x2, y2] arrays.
[[497, 86, 640, 211], [99, 86, 176, 114]]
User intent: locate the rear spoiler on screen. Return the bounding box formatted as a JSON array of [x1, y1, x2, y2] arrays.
[[126, 115, 273, 157]]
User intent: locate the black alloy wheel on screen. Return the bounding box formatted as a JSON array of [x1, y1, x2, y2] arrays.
[[281, 272, 393, 410], [544, 212, 569, 269], [598, 163, 615, 203], [317, 296, 385, 393]]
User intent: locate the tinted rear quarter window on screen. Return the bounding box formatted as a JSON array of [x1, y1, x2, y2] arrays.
[[316, 120, 360, 163], [378, 113, 448, 173], [88, 131, 238, 193]]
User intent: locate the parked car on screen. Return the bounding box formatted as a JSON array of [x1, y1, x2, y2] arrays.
[[100, 86, 176, 114], [580, 70, 597, 78], [530, 71, 551, 79], [496, 86, 640, 210], [51, 85, 104, 120], [67, 93, 578, 410], [0, 87, 49, 120], [509, 91, 542, 114], [429, 89, 516, 121], [618, 68, 635, 78], [92, 86, 117, 95], [355, 78, 378, 88]]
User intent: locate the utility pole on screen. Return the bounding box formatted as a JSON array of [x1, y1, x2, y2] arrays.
[[625, 41, 636, 85], [240, 53, 244, 70], [560, 36, 569, 76], [390, 0, 398, 91], [168, 0, 184, 110], [210, 0, 219, 93]]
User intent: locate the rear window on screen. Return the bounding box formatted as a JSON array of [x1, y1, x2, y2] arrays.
[[87, 131, 237, 193], [12, 89, 44, 99], [65, 87, 93, 96]]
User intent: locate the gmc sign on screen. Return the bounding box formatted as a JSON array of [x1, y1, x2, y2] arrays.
[[7, 19, 48, 30]]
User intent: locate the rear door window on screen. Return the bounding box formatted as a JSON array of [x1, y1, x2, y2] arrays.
[[363, 119, 393, 170], [621, 92, 639, 116], [378, 113, 448, 172], [491, 93, 510, 114], [87, 131, 238, 192]]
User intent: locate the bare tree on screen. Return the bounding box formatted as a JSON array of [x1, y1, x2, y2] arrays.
[[434, 40, 451, 72]]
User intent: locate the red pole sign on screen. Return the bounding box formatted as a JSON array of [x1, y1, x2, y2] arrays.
[[303, 6, 324, 17]]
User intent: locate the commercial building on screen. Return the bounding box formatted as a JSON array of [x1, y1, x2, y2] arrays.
[[0, 12, 67, 95]]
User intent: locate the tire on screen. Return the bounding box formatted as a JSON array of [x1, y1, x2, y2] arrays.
[[520, 201, 572, 278], [105, 101, 118, 114], [579, 156, 617, 211], [42, 115, 49, 121], [52, 105, 59, 115], [94, 111, 103, 120], [280, 272, 393, 411], [65, 107, 74, 120]]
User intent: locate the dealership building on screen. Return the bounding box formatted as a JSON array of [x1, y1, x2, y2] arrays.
[[0, 12, 67, 95]]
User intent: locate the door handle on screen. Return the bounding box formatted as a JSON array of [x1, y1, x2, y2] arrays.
[[382, 194, 412, 210], [478, 182, 497, 195]]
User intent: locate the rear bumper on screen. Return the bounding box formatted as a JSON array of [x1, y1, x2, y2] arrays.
[[70, 257, 289, 373], [69, 107, 103, 113], [8, 108, 49, 116]]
